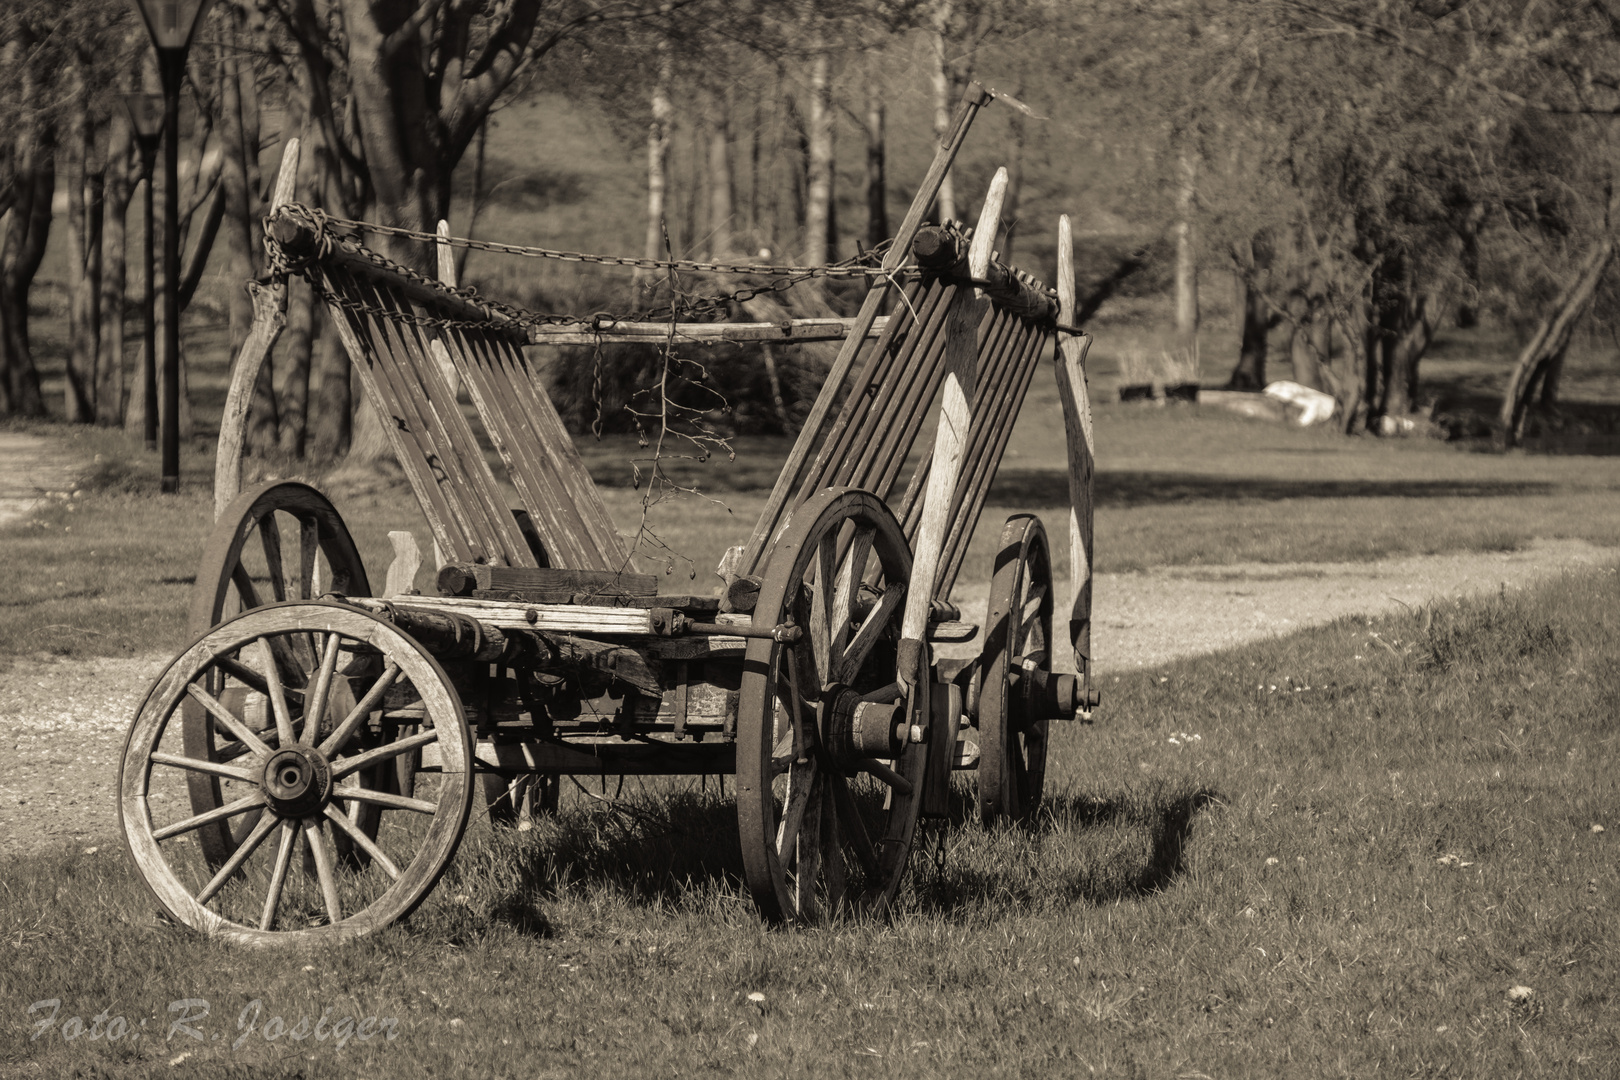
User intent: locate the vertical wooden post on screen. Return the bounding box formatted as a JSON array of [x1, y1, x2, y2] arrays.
[[213, 137, 299, 519], [909, 168, 1006, 817], [431, 220, 462, 401], [1055, 215, 1096, 692]]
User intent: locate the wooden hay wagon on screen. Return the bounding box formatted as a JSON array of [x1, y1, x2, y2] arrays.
[[117, 84, 1100, 945]]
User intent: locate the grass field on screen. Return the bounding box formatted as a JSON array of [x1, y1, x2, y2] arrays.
[[2, 560, 1615, 1077]]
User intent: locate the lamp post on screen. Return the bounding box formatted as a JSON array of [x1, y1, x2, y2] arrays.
[[121, 93, 165, 453], [128, 0, 212, 493]]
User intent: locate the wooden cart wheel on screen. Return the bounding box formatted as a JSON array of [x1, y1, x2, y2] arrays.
[[183, 481, 371, 867], [737, 487, 925, 923], [977, 514, 1053, 825], [120, 602, 473, 946]]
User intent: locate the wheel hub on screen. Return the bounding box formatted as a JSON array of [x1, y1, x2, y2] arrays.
[[824, 686, 904, 759], [261, 746, 333, 817]]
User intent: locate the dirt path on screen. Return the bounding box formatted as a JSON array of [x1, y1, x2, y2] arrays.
[[3, 536, 1614, 860], [0, 430, 83, 527]]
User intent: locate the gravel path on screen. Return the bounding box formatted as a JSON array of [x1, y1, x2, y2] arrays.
[[4, 536, 1613, 860]]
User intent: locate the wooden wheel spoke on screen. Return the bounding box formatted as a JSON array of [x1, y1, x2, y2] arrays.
[[152, 790, 266, 841], [821, 767, 880, 883], [792, 773, 823, 917], [782, 642, 819, 761], [774, 757, 818, 859], [298, 516, 321, 600], [854, 757, 914, 796], [831, 525, 874, 664], [332, 784, 438, 814], [822, 786, 847, 912], [258, 514, 288, 602], [150, 750, 257, 783], [229, 564, 262, 617], [259, 820, 299, 931], [301, 633, 344, 744], [302, 818, 345, 925], [184, 683, 272, 757], [809, 530, 838, 683], [324, 804, 401, 879], [196, 812, 280, 905], [834, 582, 906, 684], [319, 663, 401, 757], [331, 727, 439, 780], [256, 638, 301, 749], [212, 654, 302, 705]]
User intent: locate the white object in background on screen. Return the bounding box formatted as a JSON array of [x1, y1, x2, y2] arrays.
[[1264, 381, 1336, 426]]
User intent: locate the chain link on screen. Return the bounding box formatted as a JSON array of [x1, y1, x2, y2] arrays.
[[269, 203, 913, 333]]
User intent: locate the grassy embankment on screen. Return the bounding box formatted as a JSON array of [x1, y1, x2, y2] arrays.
[[1, 554, 1615, 1076]]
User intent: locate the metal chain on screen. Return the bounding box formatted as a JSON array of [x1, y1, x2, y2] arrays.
[[310, 208, 902, 280], [270, 203, 913, 333]]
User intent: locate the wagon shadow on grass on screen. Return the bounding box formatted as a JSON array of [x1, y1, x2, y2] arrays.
[[912, 785, 1223, 914], [451, 783, 1222, 934]]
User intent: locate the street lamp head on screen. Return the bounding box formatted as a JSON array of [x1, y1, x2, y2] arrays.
[[128, 0, 215, 52], [121, 92, 166, 141]]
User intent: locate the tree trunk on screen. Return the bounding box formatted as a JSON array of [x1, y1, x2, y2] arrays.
[[97, 119, 136, 426], [1173, 143, 1199, 378], [1000, 98, 1026, 261], [277, 276, 316, 457], [803, 51, 834, 266], [65, 82, 105, 424], [1, 139, 53, 418], [308, 303, 352, 460], [644, 49, 672, 267], [1499, 235, 1615, 445], [219, 21, 277, 455], [863, 88, 887, 250], [707, 94, 734, 257], [1380, 293, 1437, 418], [930, 0, 956, 224]]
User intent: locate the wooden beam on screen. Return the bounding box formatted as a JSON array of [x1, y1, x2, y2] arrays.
[[526, 317, 890, 346], [213, 137, 298, 519], [1055, 215, 1096, 681]]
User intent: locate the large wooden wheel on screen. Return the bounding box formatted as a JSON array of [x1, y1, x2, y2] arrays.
[[737, 488, 925, 923], [184, 481, 371, 866], [977, 514, 1053, 825], [120, 602, 473, 946]]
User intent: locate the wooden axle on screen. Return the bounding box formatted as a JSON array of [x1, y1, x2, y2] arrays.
[[525, 317, 891, 346]]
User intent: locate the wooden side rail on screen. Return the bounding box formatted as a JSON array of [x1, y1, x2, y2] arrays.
[[527, 317, 891, 346]]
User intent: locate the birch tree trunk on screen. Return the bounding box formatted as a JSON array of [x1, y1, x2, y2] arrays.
[[864, 88, 887, 250], [707, 93, 734, 257], [803, 50, 835, 266], [930, 0, 956, 224], [97, 120, 135, 426], [1173, 143, 1200, 378], [644, 49, 672, 267]]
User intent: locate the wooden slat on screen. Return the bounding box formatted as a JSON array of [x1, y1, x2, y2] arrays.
[[355, 276, 510, 563], [889, 304, 1012, 524], [802, 281, 933, 494], [465, 329, 627, 569], [823, 280, 954, 494], [321, 266, 476, 564], [937, 323, 1051, 596], [436, 326, 594, 569], [378, 281, 538, 566]]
